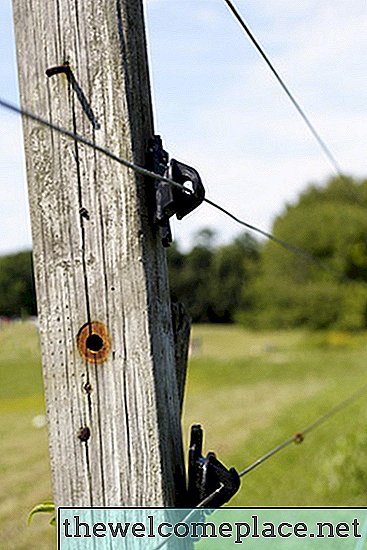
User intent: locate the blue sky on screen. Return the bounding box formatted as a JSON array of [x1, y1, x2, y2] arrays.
[[1, 0, 367, 254]]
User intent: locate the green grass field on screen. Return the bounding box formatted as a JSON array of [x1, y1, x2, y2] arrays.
[[2, 321, 367, 549]]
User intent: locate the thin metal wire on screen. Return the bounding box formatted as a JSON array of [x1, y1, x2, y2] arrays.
[[152, 381, 367, 549], [4, 97, 367, 546], [204, 198, 347, 280], [0, 97, 352, 284], [238, 380, 367, 477], [223, 0, 344, 179], [0, 98, 189, 192], [151, 484, 224, 550]]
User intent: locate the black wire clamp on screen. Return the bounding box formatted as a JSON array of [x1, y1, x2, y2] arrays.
[[188, 424, 240, 508], [146, 136, 205, 247]]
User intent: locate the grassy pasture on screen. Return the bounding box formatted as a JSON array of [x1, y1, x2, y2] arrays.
[[0, 322, 54, 550], [1, 321, 367, 549], [185, 326, 367, 507]]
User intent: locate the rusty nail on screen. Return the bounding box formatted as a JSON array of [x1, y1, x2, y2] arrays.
[[46, 62, 71, 78], [78, 426, 91, 442], [79, 207, 90, 220], [83, 382, 92, 395]]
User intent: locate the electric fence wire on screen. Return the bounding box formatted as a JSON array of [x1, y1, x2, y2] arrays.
[[0, 97, 355, 285], [152, 380, 367, 550], [3, 97, 362, 531], [2, 100, 367, 547], [151, 486, 225, 550], [223, 0, 344, 179], [238, 379, 367, 477], [203, 197, 348, 280], [4, 6, 367, 543], [155, 381, 367, 550]]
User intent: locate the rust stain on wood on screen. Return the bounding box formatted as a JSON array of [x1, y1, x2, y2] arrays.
[[77, 321, 111, 364]]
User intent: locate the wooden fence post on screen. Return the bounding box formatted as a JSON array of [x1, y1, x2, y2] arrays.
[[12, 0, 188, 508]]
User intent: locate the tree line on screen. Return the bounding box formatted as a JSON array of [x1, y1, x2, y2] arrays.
[[0, 250, 36, 318], [2, 175, 367, 329]]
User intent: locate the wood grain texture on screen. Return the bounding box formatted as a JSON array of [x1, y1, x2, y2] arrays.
[[12, 0, 187, 508]]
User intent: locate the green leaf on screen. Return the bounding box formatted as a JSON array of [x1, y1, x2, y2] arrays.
[[28, 501, 55, 526]]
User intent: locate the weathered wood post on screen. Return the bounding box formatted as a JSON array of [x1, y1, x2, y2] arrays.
[[12, 0, 188, 508]]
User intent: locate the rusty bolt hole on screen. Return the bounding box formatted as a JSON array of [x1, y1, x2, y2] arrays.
[[86, 333, 104, 352], [77, 321, 111, 364]]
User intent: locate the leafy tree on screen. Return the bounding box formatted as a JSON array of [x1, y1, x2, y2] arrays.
[[0, 251, 37, 317], [167, 235, 215, 322], [210, 233, 259, 322], [167, 230, 259, 323], [245, 176, 367, 329]]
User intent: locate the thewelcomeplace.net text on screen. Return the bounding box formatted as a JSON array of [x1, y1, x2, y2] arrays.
[[61, 513, 362, 544]]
